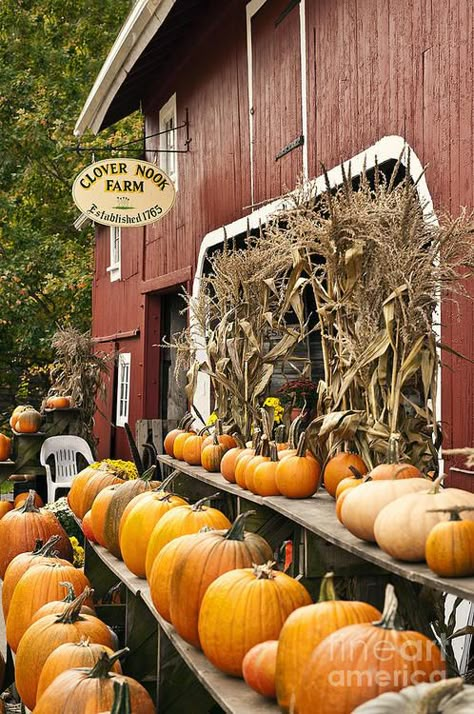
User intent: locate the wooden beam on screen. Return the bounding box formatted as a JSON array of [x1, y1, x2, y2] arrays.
[[93, 328, 140, 343], [141, 266, 192, 294]]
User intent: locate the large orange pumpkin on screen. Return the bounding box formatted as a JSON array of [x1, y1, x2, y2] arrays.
[[0, 491, 73, 578], [166, 512, 274, 648], [33, 649, 156, 714], [323, 451, 368, 497], [6, 560, 91, 651], [295, 584, 445, 714], [15, 588, 116, 711], [36, 639, 121, 702], [144, 494, 231, 577], [0, 433, 12, 461], [68, 464, 124, 520], [275, 573, 381, 711], [119, 489, 187, 577], [199, 563, 312, 676], [275, 433, 321, 498], [243, 640, 278, 699]]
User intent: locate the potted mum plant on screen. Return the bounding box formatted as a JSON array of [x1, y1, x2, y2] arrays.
[[277, 379, 319, 421]]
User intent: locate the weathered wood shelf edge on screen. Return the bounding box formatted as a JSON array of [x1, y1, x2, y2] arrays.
[[158, 455, 474, 602], [88, 541, 278, 714]]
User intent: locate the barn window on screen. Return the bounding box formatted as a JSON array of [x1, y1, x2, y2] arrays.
[[116, 352, 131, 427], [107, 226, 121, 282], [159, 93, 178, 188]]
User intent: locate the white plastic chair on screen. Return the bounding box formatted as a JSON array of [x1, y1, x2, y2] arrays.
[[40, 435, 94, 503]]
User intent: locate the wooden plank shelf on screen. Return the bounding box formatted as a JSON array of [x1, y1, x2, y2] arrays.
[[87, 541, 278, 713], [158, 455, 474, 602]]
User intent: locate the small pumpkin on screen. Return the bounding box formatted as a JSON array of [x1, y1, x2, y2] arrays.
[[244, 436, 272, 493], [220, 433, 247, 483], [9, 404, 35, 430], [201, 420, 237, 451], [148, 533, 197, 621], [33, 648, 156, 714], [369, 436, 423, 481], [234, 428, 261, 488], [15, 588, 116, 711], [182, 427, 209, 465], [335, 465, 367, 499], [295, 584, 445, 714], [0, 433, 12, 461], [275, 433, 321, 499], [198, 562, 312, 677], [251, 442, 281, 497], [323, 451, 368, 498], [373, 477, 474, 562], [172, 423, 197, 460], [46, 395, 72, 409], [14, 489, 44, 508], [0, 490, 73, 579], [425, 506, 474, 577], [0, 501, 13, 520], [163, 413, 193, 457], [242, 640, 278, 699], [275, 573, 381, 711], [144, 493, 231, 577], [13, 407, 42, 433], [201, 431, 228, 473], [68, 463, 124, 520]]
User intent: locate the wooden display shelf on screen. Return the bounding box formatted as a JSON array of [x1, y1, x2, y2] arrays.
[[158, 455, 474, 602], [87, 540, 278, 714]]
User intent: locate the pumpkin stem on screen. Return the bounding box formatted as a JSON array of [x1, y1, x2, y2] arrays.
[[318, 572, 338, 603], [373, 584, 402, 630], [231, 432, 245, 449], [253, 561, 276, 580], [269, 441, 279, 463], [428, 475, 445, 494], [214, 419, 223, 437], [387, 433, 400, 464], [87, 648, 129, 680], [198, 425, 211, 436], [296, 432, 307, 458], [110, 680, 132, 714], [427, 505, 474, 521], [275, 424, 287, 445], [348, 465, 364, 480], [35, 534, 61, 556], [78, 636, 91, 647], [55, 587, 94, 624], [253, 428, 262, 451], [192, 493, 222, 511], [20, 490, 41, 513], [60, 581, 77, 602], [260, 435, 270, 457], [224, 511, 256, 541], [140, 465, 156, 483]]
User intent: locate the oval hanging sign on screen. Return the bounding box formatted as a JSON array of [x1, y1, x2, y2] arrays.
[[72, 158, 176, 227]]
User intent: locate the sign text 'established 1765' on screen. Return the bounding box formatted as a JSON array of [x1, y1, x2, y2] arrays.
[[72, 158, 176, 227]]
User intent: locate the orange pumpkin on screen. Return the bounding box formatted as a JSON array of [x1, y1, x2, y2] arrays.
[[369, 436, 423, 481], [33, 649, 155, 714], [275, 573, 381, 711], [252, 442, 281, 497], [198, 562, 312, 676], [201, 432, 228, 473], [13, 407, 42, 433], [36, 639, 121, 703], [335, 466, 368, 499], [9, 404, 35, 429], [30, 581, 95, 625], [148, 533, 197, 621], [172, 424, 197, 460], [243, 640, 278, 699], [275, 433, 321, 499], [6, 560, 91, 652], [0, 433, 12, 461], [0, 501, 13, 520], [244, 437, 271, 494], [15, 588, 116, 711], [323, 451, 368, 498], [425, 506, 474, 577], [295, 584, 445, 714], [14, 490, 43, 508], [163, 413, 193, 456], [0, 491, 73, 579], [68, 464, 124, 520], [46, 395, 72, 409], [182, 427, 209, 465], [144, 494, 231, 577], [220, 433, 247, 483]]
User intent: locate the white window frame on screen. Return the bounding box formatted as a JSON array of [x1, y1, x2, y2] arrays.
[[116, 352, 131, 427], [107, 226, 121, 282], [159, 93, 178, 189]]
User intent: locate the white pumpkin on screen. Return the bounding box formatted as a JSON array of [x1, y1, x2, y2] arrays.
[[352, 678, 474, 713]]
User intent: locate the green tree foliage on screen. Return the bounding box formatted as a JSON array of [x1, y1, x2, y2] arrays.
[[0, 0, 141, 414]]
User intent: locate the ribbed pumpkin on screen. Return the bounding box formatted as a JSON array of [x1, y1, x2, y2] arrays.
[[425, 506, 474, 577], [33, 648, 156, 714], [103, 466, 161, 559], [233, 428, 261, 487], [30, 581, 96, 626], [6, 560, 91, 652], [0, 491, 73, 579], [14, 489, 43, 508], [148, 533, 198, 621], [323, 451, 368, 497], [90, 484, 124, 547], [15, 588, 116, 711], [373, 478, 474, 562], [251, 442, 281, 497], [201, 432, 228, 473], [275, 433, 321, 498], [163, 413, 193, 456], [2, 536, 64, 619], [167, 512, 274, 648], [97, 680, 133, 714], [13, 407, 42, 433], [0, 433, 12, 461], [0, 501, 13, 519], [9, 404, 33, 429], [201, 420, 237, 451], [199, 562, 312, 676], [220, 433, 246, 483], [119, 488, 187, 577], [182, 427, 209, 465], [340, 478, 429, 542], [242, 640, 278, 699], [144, 494, 231, 578], [369, 436, 423, 481], [68, 464, 124, 520], [172, 424, 197, 460], [295, 584, 445, 714], [275, 573, 382, 711], [36, 639, 121, 702]]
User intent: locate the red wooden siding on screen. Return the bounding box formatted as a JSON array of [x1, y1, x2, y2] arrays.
[[92, 0, 474, 470]]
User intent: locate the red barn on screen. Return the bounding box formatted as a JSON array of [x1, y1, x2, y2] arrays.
[[75, 0, 473, 483]]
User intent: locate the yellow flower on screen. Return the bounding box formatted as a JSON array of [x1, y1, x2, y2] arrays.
[[206, 411, 218, 426], [91, 459, 138, 480], [69, 537, 85, 568], [263, 397, 284, 424]]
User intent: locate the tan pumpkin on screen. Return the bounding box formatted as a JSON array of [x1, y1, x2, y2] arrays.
[[33, 649, 155, 714], [340, 477, 429, 542], [167, 513, 274, 648], [9, 404, 35, 430], [68, 463, 124, 520], [0, 433, 12, 461], [374, 478, 474, 562], [275, 433, 321, 498], [0, 491, 73, 579], [6, 561, 91, 652], [119, 487, 187, 577], [144, 494, 231, 577], [199, 562, 312, 676], [275, 573, 381, 711], [15, 588, 116, 711], [323, 451, 368, 497], [425, 506, 474, 577]]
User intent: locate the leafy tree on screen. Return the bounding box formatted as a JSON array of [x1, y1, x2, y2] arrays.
[[0, 0, 141, 421]]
